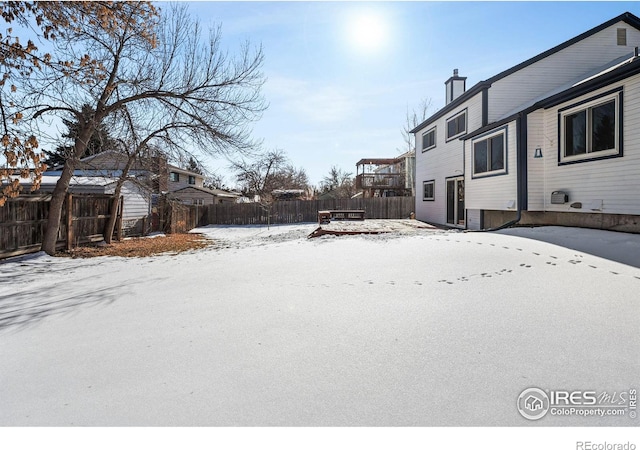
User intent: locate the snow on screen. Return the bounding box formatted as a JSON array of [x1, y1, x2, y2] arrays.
[[0, 223, 638, 427]]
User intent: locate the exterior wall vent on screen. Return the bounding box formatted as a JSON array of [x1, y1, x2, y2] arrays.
[[551, 191, 569, 204]]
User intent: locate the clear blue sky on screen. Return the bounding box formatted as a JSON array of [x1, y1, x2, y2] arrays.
[[184, 1, 640, 187]]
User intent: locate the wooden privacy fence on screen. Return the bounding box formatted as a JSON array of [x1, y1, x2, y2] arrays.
[[160, 197, 209, 234], [0, 193, 121, 259], [206, 197, 416, 226]]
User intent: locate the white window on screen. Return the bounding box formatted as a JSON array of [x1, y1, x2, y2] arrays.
[[559, 90, 621, 164], [192, 198, 204, 205], [446, 110, 466, 140], [422, 127, 436, 151], [472, 128, 507, 177], [423, 180, 435, 201]]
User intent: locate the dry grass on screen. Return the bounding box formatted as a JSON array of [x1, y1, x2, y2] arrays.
[[60, 233, 211, 258]]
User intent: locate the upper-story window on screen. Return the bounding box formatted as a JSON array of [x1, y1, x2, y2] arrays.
[[446, 110, 467, 141], [169, 172, 179, 182], [472, 128, 507, 177], [559, 89, 621, 165], [422, 127, 436, 152], [188, 175, 196, 185]]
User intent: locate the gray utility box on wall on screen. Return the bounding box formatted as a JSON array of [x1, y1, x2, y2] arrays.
[[551, 191, 569, 204]]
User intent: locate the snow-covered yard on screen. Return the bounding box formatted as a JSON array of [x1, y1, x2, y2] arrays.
[[0, 222, 638, 426]]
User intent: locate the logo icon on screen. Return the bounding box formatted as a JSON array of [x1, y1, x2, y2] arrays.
[[518, 387, 550, 420]]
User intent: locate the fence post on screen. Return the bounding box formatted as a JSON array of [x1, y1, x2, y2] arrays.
[[65, 193, 73, 251], [116, 196, 124, 241]]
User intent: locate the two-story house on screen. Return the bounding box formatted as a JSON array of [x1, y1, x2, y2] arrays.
[[412, 12, 640, 233], [167, 165, 238, 205]]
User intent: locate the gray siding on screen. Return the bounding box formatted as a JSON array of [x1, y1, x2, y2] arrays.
[[415, 92, 483, 225], [465, 120, 519, 211], [489, 22, 640, 122], [120, 182, 151, 220], [530, 76, 640, 215], [526, 109, 546, 211]]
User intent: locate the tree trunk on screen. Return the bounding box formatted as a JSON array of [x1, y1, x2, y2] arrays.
[[41, 126, 93, 255], [41, 159, 76, 255], [103, 161, 132, 244]]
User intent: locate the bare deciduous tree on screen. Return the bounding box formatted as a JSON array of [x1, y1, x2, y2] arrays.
[[230, 148, 288, 201], [4, 2, 266, 254], [1, 2, 157, 205], [319, 166, 355, 199], [399, 97, 433, 154], [398, 98, 432, 197]]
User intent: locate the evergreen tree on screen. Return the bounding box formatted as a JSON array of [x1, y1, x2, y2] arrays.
[[43, 104, 118, 168]]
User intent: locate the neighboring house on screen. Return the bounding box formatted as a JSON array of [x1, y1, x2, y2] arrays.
[[412, 12, 640, 233], [169, 186, 239, 205], [48, 153, 237, 206], [167, 164, 204, 191], [165, 164, 239, 205], [355, 151, 415, 198]]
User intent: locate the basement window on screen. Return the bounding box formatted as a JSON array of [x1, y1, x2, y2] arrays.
[[423, 180, 435, 201]]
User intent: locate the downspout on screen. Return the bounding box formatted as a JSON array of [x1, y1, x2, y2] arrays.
[[478, 111, 526, 232]]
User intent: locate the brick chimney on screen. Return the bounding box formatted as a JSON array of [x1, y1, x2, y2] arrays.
[[150, 155, 168, 193]]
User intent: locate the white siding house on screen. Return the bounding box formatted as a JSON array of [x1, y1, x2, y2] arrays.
[[412, 12, 640, 233]]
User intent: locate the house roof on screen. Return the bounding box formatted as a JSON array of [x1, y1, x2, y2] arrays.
[[16, 175, 152, 192], [171, 185, 239, 198], [167, 165, 204, 178], [356, 158, 397, 166], [32, 175, 119, 187], [356, 152, 414, 167], [410, 11, 640, 134]]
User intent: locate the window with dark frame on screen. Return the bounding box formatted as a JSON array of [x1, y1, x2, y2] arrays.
[[422, 128, 436, 151], [188, 175, 196, 185], [169, 172, 179, 182], [423, 180, 435, 201], [561, 94, 618, 163], [446, 111, 466, 140], [472, 131, 505, 176]]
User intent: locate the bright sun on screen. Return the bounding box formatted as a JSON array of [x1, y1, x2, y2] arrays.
[[347, 12, 389, 54]]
